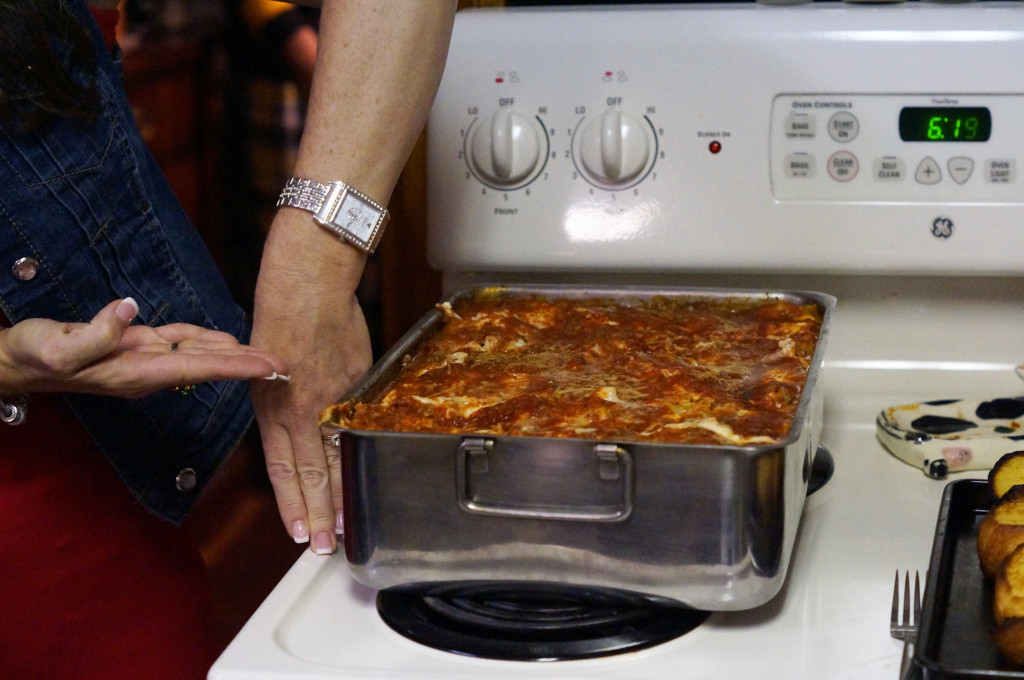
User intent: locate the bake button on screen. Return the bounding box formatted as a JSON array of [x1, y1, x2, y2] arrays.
[[873, 156, 905, 182], [985, 159, 1016, 184], [827, 112, 859, 143], [827, 151, 858, 182], [785, 113, 816, 139], [784, 153, 815, 178], [947, 157, 975, 185], [175, 468, 198, 493], [914, 157, 942, 185], [11, 257, 39, 281]]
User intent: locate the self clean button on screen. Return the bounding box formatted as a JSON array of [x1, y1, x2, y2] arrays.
[[873, 156, 905, 182]]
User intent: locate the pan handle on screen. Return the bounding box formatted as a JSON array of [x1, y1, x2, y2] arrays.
[[456, 438, 634, 522]]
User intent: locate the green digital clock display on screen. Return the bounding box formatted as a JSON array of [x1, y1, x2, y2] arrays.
[[899, 107, 991, 142]]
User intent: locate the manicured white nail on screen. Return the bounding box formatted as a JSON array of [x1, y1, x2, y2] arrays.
[[291, 519, 309, 544], [276, 374, 291, 382], [115, 297, 139, 324], [335, 511, 345, 535], [312, 531, 334, 555]]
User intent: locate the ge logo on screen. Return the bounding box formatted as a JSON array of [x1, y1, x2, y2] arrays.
[[931, 216, 954, 239]]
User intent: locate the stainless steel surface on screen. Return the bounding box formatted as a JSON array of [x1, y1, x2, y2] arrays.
[[327, 284, 834, 611]]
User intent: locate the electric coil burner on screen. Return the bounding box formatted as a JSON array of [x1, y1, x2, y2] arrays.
[[377, 583, 709, 661]]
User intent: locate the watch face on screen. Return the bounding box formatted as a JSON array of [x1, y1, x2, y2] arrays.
[[332, 190, 384, 248]]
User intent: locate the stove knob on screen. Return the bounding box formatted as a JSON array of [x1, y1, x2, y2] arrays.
[[577, 108, 650, 187], [468, 108, 543, 186]]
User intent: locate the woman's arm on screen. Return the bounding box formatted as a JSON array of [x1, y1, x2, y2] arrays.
[[250, 0, 457, 553]]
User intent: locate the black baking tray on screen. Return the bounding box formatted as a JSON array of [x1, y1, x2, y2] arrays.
[[918, 479, 1024, 678]]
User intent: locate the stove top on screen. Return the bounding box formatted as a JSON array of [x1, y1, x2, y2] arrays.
[[209, 344, 1020, 679]]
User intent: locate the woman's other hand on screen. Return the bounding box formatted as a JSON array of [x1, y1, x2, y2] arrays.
[[0, 298, 288, 398]]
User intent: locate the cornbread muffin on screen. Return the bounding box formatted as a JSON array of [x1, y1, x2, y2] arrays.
[[978, 485, 1024, 579], [991, 451, 1024, 500], [994, 544, 1024, 665]]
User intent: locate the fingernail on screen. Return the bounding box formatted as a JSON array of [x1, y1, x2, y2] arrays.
[[262, 372, 280, 380], [312, 531, 334, 555], [291, 519, 309, 544], [115, 297, 139, 324], [276, 374, 291, 382], [335, 511, 345, 535]]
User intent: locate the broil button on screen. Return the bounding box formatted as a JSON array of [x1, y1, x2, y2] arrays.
[[11, 257, 39, 281]]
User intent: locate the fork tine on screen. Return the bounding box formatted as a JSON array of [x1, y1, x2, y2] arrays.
[[914, 570, 922, 625], [903, 571, 911, 626], [891, 570, 900, 628]]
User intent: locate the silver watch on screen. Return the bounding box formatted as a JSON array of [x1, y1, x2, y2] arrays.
[[277, 177, 390, 254]]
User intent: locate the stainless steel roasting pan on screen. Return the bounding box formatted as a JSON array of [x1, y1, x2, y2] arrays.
[[324, 284, 834, 611]]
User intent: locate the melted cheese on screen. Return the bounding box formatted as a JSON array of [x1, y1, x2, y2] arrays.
[[321, 290, 823, 446]]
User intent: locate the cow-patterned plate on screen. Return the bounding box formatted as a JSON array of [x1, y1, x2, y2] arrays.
[[876, 397, 1024, 479]]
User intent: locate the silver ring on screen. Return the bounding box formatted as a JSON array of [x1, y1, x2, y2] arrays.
[[322, 432, 341, 448]]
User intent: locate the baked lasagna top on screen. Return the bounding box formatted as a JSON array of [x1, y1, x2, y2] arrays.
[[320, 289, 824, 446]]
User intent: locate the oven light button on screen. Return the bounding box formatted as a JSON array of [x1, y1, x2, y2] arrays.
[[984, 159, 1015, 184], [468, 108, 544, 186]]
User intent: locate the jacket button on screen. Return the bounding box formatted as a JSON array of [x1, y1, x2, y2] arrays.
[[175, 468, 198, 493], [12, 257, 39, 281]]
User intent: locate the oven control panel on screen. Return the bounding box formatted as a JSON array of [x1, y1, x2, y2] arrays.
[[428, 3, 1024, 275], [771, 94, 1023, 202]]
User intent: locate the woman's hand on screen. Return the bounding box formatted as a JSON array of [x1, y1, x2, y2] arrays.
[[0, 298, 288, 398]]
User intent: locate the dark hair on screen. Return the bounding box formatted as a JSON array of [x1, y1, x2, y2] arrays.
[[0, 0, 100, 132]]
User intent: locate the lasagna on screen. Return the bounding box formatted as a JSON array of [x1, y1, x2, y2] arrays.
[[320, 289, 823, 446]]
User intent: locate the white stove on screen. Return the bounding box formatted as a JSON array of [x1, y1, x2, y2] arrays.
[[211, 3, 1024, 678]]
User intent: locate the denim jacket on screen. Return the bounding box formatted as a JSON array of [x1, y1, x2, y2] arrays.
[[0, 2, 254, 523]]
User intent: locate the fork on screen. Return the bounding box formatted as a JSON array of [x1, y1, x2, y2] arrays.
[[890, 570, 922, 680]]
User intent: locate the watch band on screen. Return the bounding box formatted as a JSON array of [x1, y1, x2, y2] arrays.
[[277, 177, 389, 254]]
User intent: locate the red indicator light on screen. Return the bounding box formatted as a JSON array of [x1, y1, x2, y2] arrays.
[[495, 77, 504, 83], [605, 71, 613, 77], [709, 140, 722, 154]]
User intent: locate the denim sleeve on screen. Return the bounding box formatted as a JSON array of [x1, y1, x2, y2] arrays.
[[0, 1, 254, 523]]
